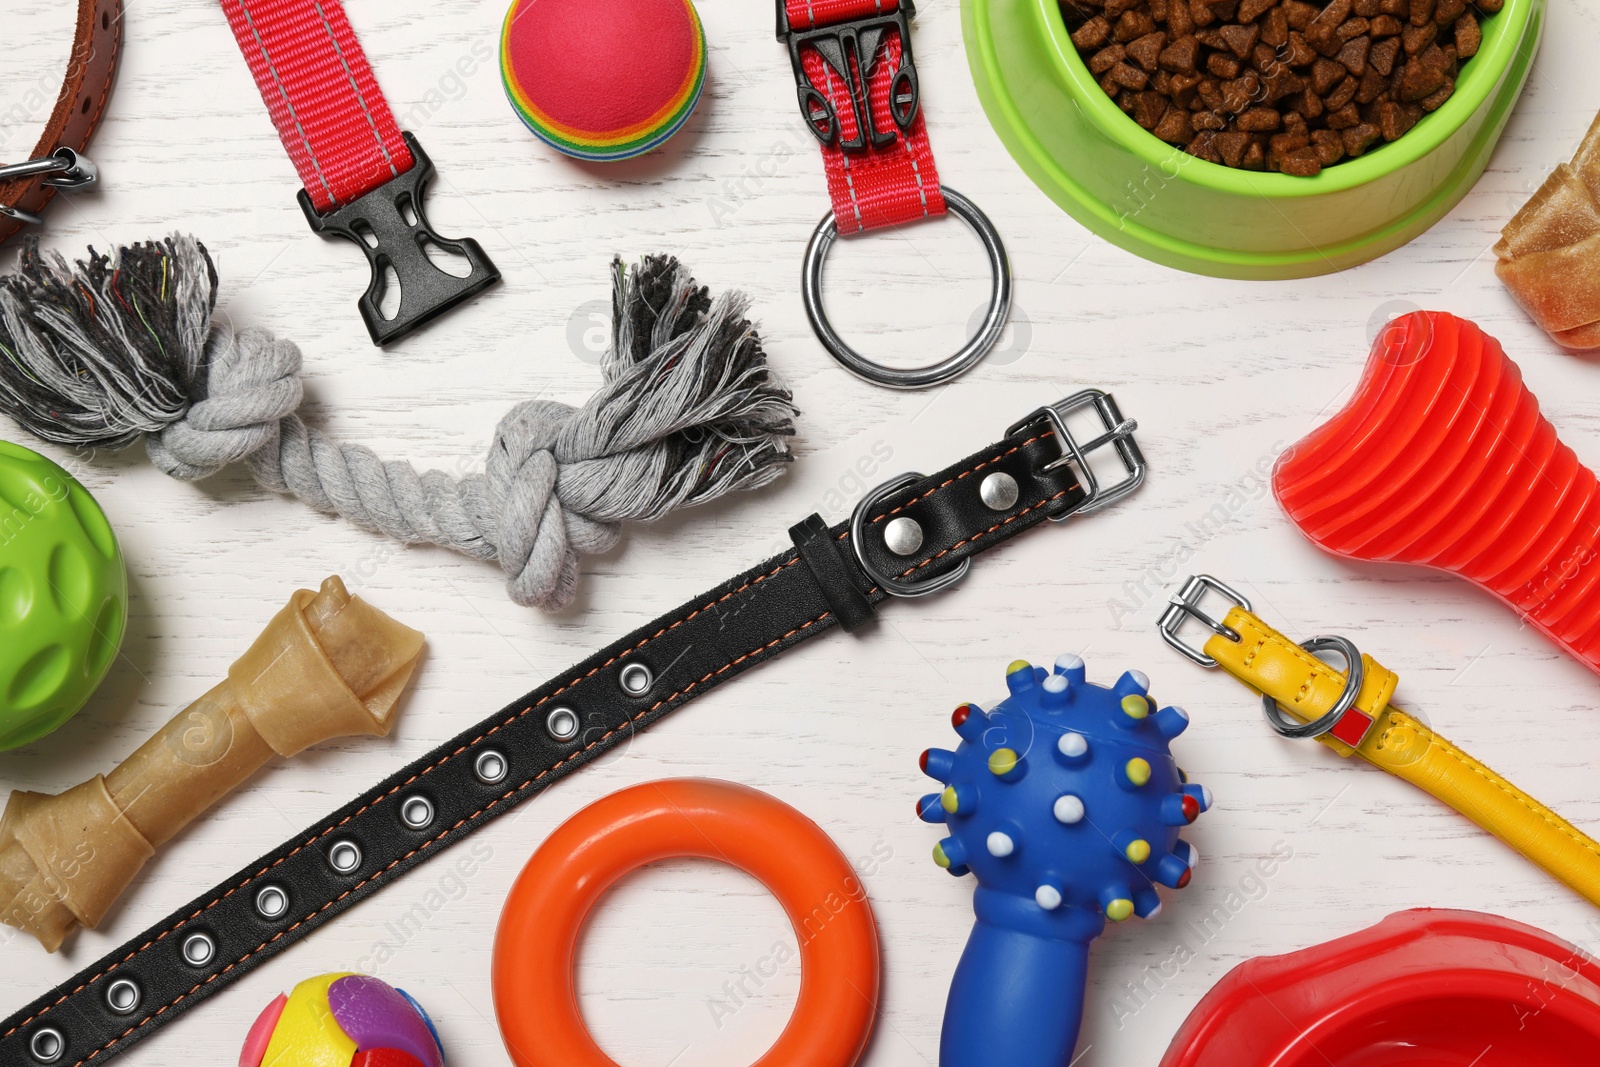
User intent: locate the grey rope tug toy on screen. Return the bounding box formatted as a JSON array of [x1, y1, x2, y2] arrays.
[[0, 235, 798, 608]]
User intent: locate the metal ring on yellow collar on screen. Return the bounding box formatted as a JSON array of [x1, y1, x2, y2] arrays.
[[1260, 635, 1364, 741]]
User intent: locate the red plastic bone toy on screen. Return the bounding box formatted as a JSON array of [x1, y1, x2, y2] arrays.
[[1274, 311, 1600, 677]]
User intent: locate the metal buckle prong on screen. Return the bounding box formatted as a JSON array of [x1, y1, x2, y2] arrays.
[[1158, 574, 1252, 666], [1007, 389, 1146, 520]]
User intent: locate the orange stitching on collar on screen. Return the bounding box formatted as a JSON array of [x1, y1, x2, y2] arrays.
[[12, 431, 1056, 1058]]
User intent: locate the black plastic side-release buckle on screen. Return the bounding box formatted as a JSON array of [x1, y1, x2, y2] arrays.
[[776, 0, 920, 153], [299, 132, 500, 347]]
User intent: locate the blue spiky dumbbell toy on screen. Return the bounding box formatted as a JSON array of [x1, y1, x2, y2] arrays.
[[918, 655, 1209, 1067]]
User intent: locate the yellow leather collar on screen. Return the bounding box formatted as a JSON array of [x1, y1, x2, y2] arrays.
[[1170, 582, 1600, 911]]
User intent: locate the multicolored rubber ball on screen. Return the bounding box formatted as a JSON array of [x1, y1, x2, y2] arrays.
[[0, 440, 126, 751], [500, 0, 706, 162], [239, 973, 445, 1067]]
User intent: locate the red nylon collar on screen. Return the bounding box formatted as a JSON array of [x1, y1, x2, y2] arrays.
[[220, 0, 412, 213]]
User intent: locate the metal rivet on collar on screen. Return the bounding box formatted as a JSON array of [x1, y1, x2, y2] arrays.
[[980, 471, 1020, 511], [546, 706, 580, 742], [400, 795, 435, 830], [28, 1027, 64, 1063], [884, 516, 923, 557], [181, 932, 216, 967], [105, 978, 140, 1015], [255, 885, 289, 920], [474, 749, 508, 784], [619, 662, 653, 696], [328, 840, 362, 874]]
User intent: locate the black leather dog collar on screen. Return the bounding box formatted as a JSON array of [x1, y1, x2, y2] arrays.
[[0, 391, 1143, 1067]]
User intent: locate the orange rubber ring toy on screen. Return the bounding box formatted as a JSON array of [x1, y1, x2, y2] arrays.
[[491, 778, 881, 1067]]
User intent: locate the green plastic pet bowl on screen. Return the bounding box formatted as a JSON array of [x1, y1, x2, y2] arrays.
[[962, 0, 1545, 279], [0, 440, 126, 750]]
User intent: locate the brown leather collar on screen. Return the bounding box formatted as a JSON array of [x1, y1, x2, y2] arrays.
[[0, 0, 122, 246]]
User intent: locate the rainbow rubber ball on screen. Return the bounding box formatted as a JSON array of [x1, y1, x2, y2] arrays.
[[0, 440, 125, 751], [240, 973, 445, 1067], [500, 0, 706, 162]]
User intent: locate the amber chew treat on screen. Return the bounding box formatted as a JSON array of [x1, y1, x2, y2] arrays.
[[0, 577, 424, 951], [1496, 111, 1600, 351]]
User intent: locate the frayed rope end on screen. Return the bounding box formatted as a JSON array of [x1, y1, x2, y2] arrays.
[[0, 237, 800, 610], [0, 234, 216, 448], [570, 255, 798, 523]]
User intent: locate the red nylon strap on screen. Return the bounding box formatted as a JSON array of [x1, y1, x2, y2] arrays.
[[786, 0, 945, 235], [219, 0, 413, 213]]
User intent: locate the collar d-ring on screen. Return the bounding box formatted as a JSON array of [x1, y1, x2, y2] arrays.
[[849, 471, 972, 598], [1261, 635, 1366, 741]]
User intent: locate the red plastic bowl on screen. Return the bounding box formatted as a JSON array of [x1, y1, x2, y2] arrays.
[[1160, 910, 1600, 1067]]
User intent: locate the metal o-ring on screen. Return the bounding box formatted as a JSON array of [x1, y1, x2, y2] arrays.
[[801, 186, 1012, 390], [105, 978, 140, 1015], [328, 840, 363, 874], [28, 1027, 64, 1063], [475, 749, 509, 784], [181, 931, 216, 967], [1261, 635, 1365, 740], [254, 885, 289, 920], [401, 795, 435, 830]]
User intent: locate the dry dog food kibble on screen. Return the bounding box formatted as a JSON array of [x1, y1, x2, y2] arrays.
[[1062, 0, 1499, 177]]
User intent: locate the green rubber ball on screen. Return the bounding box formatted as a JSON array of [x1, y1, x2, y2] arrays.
[[0, 440, 126, 750]]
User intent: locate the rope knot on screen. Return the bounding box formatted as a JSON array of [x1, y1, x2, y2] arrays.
[[147, 326, 304, 479], [0, 239, 797, 610], [480, 399, 618, 608]]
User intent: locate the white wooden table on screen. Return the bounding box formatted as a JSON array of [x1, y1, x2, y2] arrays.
[[5, 2, 1600, 1064]]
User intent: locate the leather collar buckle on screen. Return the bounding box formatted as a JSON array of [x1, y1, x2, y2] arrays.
[[1159, 575, 1378, 747], [776, 0, 920, 153], [1158, 574, 1251, 666], [1008, 389, 1146, 520], [852, 390, 1145, 600]]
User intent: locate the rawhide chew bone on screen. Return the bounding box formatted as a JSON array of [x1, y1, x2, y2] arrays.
[[0, 236, 797, 609], [1496, 111, 1600, 350], [918, 656, 1208, 1067], [0, 576, 423, 952], [1273, 311, 1600, 677]]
